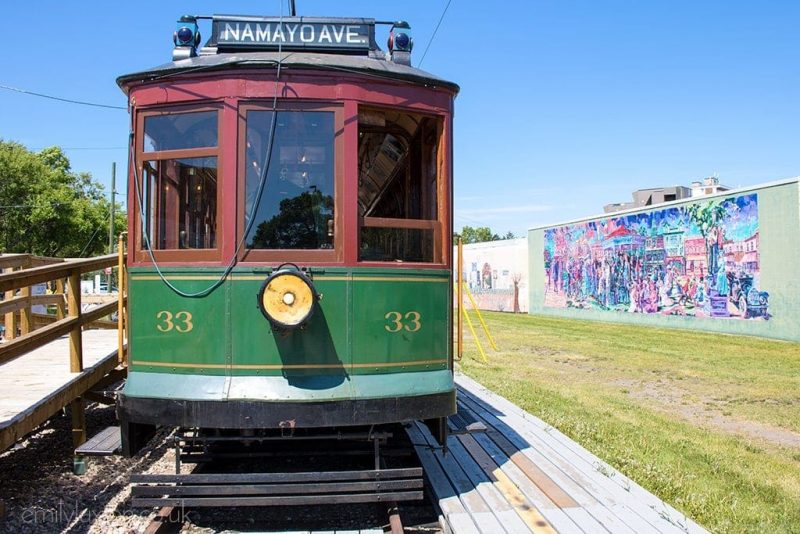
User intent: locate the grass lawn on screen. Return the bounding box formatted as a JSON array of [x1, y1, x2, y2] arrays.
[[457, 311, 800, 533]]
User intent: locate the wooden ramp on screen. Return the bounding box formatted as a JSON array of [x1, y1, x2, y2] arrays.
[[409, 373, 707, 534], [0, 329, 120, 452]]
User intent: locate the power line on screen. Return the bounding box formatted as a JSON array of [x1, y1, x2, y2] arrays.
[[30, 147, 126, 151], [0, 84, 126, 110], [0, 202, 66, 210], [419, 0, 453, 67]]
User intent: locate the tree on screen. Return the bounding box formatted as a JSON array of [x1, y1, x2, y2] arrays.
[[0, 141, 125, 257], [454, 226, 517, 243], [250, 189, 334, 249], [455, 226, 499, 244]]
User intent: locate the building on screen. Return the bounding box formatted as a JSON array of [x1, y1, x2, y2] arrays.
[[531, 177, 800, 342], [691, 176, 731, 197], [454, 238, 529, 313], [604, 185, 692, 213]]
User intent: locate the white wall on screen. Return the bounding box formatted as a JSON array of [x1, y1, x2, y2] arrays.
[[455, 238, 529, 312]]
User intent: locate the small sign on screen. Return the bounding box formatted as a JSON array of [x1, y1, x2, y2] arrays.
[[212, 16, 374, 52]]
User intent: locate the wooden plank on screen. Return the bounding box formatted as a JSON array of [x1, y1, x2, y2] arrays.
[[67, 272, 82, 373], [76, 426, 121, 456], [463, 426, 593, 533], [0, 316, 80, 366], [0, 330, 120, 451], [445, 435, 532, 534], [415, 423, 512, 534], [456, 376, 704, 534], [362, 217, 440, 230], [80, 299, 120, 325], [0, 294, 63, 316], [457, 404, 579, 509], [0, 254, 32, 270], [458, 390, 661, 533], [0, 254, 116, 294], [0, 349, 120, 452], [456, 433, 557, 534], [458, 393, 601, 505], [405, 424, 480, 534], [457, 385, 685, 533]]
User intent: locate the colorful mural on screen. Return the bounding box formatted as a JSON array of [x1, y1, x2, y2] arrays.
[[543, 194, 769, 319]]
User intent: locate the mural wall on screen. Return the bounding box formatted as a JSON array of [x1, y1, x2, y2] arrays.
[[543, 193, 768, 320]]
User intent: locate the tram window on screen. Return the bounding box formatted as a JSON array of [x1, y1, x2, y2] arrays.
[[360, 228, 434, 263], [142, 157, 218, 249], [244, 110, 335, 250], [358, 108, 442, 262], [144, 111, 218, 152]]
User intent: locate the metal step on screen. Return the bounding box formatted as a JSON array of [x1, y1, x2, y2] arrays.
[[130, 467, 423, 507], [75, 425, 121, 456]]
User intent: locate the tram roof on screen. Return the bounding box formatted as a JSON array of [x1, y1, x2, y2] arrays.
[[116, 51, 460, 94]]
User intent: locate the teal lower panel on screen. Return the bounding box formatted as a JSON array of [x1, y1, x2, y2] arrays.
[[123, 369, 454, 402]]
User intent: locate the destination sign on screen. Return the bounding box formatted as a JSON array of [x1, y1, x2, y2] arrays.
[[212, 17, 374, 52]]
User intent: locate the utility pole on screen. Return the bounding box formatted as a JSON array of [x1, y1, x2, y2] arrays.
[[108, 162, 116, 253]]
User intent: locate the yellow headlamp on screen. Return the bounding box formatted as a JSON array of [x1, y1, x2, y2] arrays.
[[257, 267, 318, 329]]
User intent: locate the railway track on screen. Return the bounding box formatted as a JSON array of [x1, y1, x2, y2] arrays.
[[134, 423, 438, 533], [142, 502, 407, 534]]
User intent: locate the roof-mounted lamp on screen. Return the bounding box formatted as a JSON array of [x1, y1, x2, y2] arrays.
[[387, 21, 413, 66], [173, 15, 201, 61]]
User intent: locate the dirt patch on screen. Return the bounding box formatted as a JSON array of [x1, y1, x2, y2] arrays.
[[621, 378, 800, 449]]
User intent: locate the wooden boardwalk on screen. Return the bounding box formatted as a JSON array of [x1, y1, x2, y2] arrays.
[[0, 329, 120, 452], [409, 374, 707, 534]]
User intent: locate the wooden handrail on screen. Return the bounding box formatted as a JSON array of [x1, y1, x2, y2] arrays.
[[0, 254, 65, 270], [0, 253, 125, 370], [80, 299, 123, 326], [0, 254, 117, 294], [0, 316, 80, 366], [0, 294, 65, 316]]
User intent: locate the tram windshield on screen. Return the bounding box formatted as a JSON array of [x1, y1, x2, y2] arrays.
[[244, 110, 335, 250], [141, 110, 220, 251]]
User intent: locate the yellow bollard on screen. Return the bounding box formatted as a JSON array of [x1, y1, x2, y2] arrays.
[[462, 282, 498, 351], [462, 307, 488, 363]]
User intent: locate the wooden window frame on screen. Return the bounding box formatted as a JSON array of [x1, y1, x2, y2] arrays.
[[134, 104, 224, 263], [357, 106, 447, 265], [237, 101, 345, 264]]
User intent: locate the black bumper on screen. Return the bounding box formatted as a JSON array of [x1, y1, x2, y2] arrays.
[[117, 390, 456, 430]]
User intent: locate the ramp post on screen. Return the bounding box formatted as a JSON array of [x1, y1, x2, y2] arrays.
[[67, 270, 87, 474]]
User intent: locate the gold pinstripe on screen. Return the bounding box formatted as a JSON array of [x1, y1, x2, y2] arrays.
[[131, 358, 448, 370], [129, 275, 448, 283]]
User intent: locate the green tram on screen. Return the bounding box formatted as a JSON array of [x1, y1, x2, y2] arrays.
[[117, 14, 459, 456]]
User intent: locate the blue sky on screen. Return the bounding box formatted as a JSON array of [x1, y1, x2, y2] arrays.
[[1, 1, 797, 237]]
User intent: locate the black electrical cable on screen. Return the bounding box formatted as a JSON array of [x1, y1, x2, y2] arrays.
[[0, 84, 126, 110], [130, 9, 286, 298], [419, 0, 453, 67]]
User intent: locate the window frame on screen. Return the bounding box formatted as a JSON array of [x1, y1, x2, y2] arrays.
[[237, 101, 345, 264], [134, 104, 224, 263], [357, 105, 447, 265]]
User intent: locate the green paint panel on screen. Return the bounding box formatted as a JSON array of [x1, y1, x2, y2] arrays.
[[128, 267, 451, 376], [351, 270, 450, 374], [229, 272, 350, 377], [125, 369, 454, 402], [128, 268, 228, 375]]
